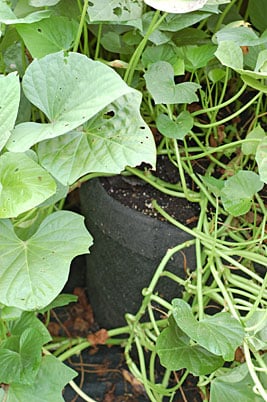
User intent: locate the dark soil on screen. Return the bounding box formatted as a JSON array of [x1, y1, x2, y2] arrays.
[[101, 155, 201, 228]]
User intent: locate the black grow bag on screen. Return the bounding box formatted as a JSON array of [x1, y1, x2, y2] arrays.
[[80, 178, 196, 329]]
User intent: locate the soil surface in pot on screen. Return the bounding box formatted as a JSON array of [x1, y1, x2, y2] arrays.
[[101, 155, 201, 228]]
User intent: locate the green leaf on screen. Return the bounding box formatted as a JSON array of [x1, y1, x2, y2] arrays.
[[246, 310, 267, 351], [1, 355, 77, 402], [144, 0, 208, 13], [30, 0, 60, 6], [156, 111, 193, 139], [210, 364, 258, 402], [159, 11, 214, 32], [144, 61, 200, 104], [215, 25, 267, 46], [16, 17, 79, 59], [10, 312, 51, 345], [215, 40, 243, 70], [0, 73, 20, 151], [241, 74, 267, 93], [156, 320, 224, 375], [172, 299, 245, 361], [183, 44, 216, 71], [38, 294, 78, 314], [201, 175, 224, 197], [256, 137, 267, 183], [0, 328, 44, 384], [87, 0, 143, 22], [221, 170, 264, 216], [242, 126, 266, 155], [248, 0, 267, 32], [7, 51, 134, 151], [0, 211, 93, 310], [37, 92, 156, 184], [0, 1, 50, 24], [0, 152, 56, 218]]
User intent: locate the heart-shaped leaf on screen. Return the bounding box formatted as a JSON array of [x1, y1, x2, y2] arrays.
[[0, 211, 93, 310], [242, 126, 266, 155], [221, 170, 264, 216], [37, 92, 156, 184], [0, 152, 56, 218], [172, 299, 245, 361], [0, 72, 20, 151], [7, 51, 133, 151], [156, 319, 224, 375], [16, 17, 79, 59], [144, 61, 200, 104], [156, 111, 193, 139]]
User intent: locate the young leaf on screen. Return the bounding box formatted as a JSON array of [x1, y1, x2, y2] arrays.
[[156, 111, 193, 139], [16, 17, 79, 59], [0, 328, 44, 384], [215, 40, 243, 70], [172, 299, 245, 361], [37, 92, 156, 184], [1, 355, 77, 402], [0, 211, 93, 310], [7, 51, 134, 151], [156, 320, 224, 375], [201, 176, 224, 197], [144, 0, 208, 13], [0, 152, 56, 218], [0, 73, 20, 152], [221, 170, 264, 216], [246, 311, 267, 351], [144, 61, 200, 104], [256, 137, 267, 183], [210, 364, 258, 402]]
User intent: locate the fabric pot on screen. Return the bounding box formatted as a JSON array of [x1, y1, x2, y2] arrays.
[[80, 178, 196, 329]]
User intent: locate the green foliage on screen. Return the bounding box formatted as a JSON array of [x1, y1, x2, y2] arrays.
[[156, 111, 193, 139]]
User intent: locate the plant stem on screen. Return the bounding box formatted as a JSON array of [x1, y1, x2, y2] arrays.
[[73, 0, 89, 52]]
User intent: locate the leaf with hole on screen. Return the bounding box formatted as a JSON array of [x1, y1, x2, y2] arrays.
[[87, 0, 143, 22], [0, 211, 93, 310], [37, 92, 156, 185], [7, 51, 134, 151], [16, 17, 79, 59]]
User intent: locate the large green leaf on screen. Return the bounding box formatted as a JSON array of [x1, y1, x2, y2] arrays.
[[256, 137, 267, 183], [0, 211, 93, 310], [156, 319, 224, 375], [16, 17, 79, 59], [0, 355, 76, 402], [37, 92, 156, 184], [0, 328, 44, 384], [221, 170, 264, 216], [7, 52, 134, 151], [0, 1, 50, 24], [87, 0, 143, 22], [0, 152, 56, 218], [10, 312, 51, 344], [210, 364, 259, 402], [172, 299, 245, 361], [0, 73, 20, 151], [144, 61, 200, 104], [248, 0, 267, 32]]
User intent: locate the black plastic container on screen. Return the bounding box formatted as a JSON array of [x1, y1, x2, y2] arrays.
[[80, 178, 196, 328]]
